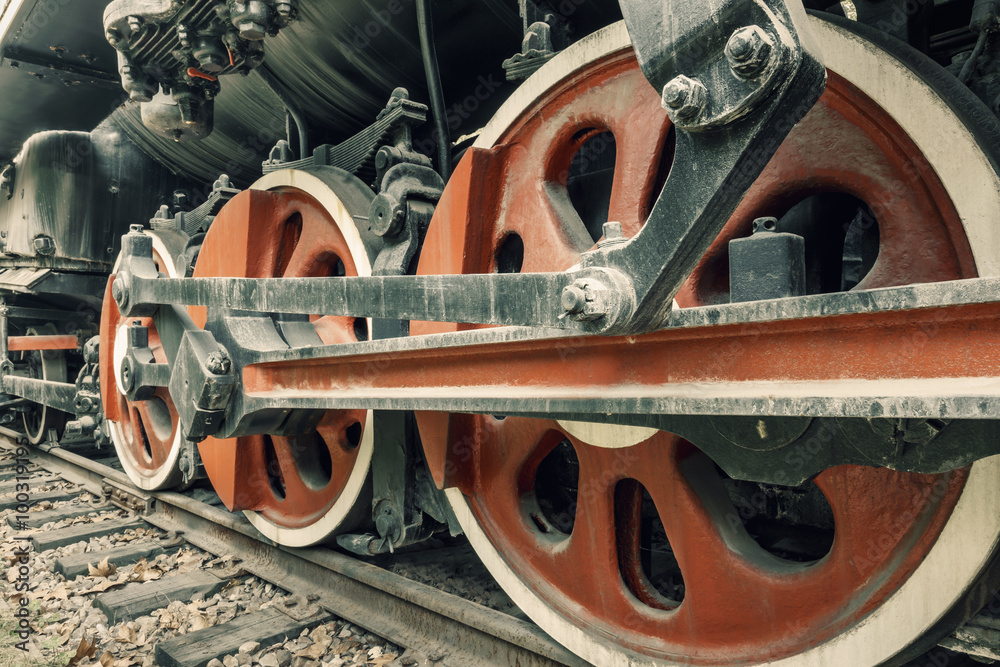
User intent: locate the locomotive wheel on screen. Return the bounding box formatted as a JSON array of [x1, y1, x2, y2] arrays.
[[414, 16, 1000, 667], [19, 324, 67, 445], [102, 230, 188, 490], [193, 168, 376, 548]]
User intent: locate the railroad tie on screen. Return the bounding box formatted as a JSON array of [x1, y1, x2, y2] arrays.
[[8, 504, 101, 529], [54, 541, 178, 579], [0, 488, 77, 511], [93, 570, 229, 623], [0, 465, 42, 482], [31, 517, 144, 551], [155, 607, 331, 667], [0, 473, 57, 495]]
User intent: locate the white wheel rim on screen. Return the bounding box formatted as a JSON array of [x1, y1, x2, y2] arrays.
[[450, 18, 1000, 666], [108, 233, 184, 491], [241, 168, 376, 548]]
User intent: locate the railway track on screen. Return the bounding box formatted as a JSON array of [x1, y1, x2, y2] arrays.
[[5, 435, 1000, 667], [0, 438, 587, 667]]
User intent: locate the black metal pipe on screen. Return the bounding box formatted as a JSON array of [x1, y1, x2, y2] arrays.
[[255, 66, 310, 159], [416, 0, 451, 181]]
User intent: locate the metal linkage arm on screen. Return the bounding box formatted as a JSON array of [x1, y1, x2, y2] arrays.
[[112, 0, 825, 336], [596, 0, 826, 330]]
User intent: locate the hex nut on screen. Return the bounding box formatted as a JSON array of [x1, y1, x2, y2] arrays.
[[237, 21, 267, 40], [660, 75, 707, 122], [725, 26, 775, 78]]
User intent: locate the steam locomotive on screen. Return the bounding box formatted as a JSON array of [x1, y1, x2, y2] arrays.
[[2, 0, 1000, 663]]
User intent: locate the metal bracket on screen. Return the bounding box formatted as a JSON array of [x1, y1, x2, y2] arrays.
[[159, 174, 240, 236], [120, 322, 171, 402], [102, 478, 156, 514], [167, 329, 235, 441]]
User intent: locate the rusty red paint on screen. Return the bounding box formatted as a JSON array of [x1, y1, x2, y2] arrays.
[[7, 335, 78, 351], [100, 244, 185, 480], [193, 189, 367, 528], [401, 53, 974, 662]]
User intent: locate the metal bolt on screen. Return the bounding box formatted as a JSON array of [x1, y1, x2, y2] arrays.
[[127, 15, 142, 33], [32, 235, 55, 255], [237, 21, 267, 40], [725, 26, 774, 79], [205, 351, 231, 375], [598, 221, 626, 249], [129, 224, 144, 234], [120, 359, 134, 391], [561, 283, 587, 314], [660, 75, 706, 121], [112, 277, 127, 309]]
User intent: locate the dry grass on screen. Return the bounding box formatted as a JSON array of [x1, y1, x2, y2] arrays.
[[0, 599, 73, 667]]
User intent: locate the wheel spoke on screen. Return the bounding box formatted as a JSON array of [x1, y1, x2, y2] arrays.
[[605, 89, 671, 235], [267, 434, 315, 505]]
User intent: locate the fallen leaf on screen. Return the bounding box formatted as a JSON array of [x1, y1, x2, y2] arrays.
[[84, 579, 127, 594], [295, 643, 329, 660], [371, 656, 397, 666], [189, 613, 211, 631], [99, 650, 115, 667], [116, 623, 136, 643], [87, 556, 116, 578], [45, 586, 69, 601], [66, 636, 98, 666], [331, 640, 361, 655]]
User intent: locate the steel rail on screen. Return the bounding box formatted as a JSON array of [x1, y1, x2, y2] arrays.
[[3, 438, 589, 667]]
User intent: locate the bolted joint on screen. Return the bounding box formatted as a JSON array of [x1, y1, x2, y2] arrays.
[[169, 330, 235, 441], [119, 356, 135, 392], [661, 75, 706, 123], [560, 278, 610, 321], [369, 192, 406, 238], [205, 351, 231, 375], [111, 275, 129, 311], [193, 38, 228, 73], [725, 26, 775, 79]]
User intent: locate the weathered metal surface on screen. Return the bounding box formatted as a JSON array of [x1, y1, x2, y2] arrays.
[[188, 174, 374, 546], [2, 376, 76, 413], [0, 0, 124, 161], [410, 21, 995, 665], [0, 127, 180, 267], [102, 230, 188, 492]]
